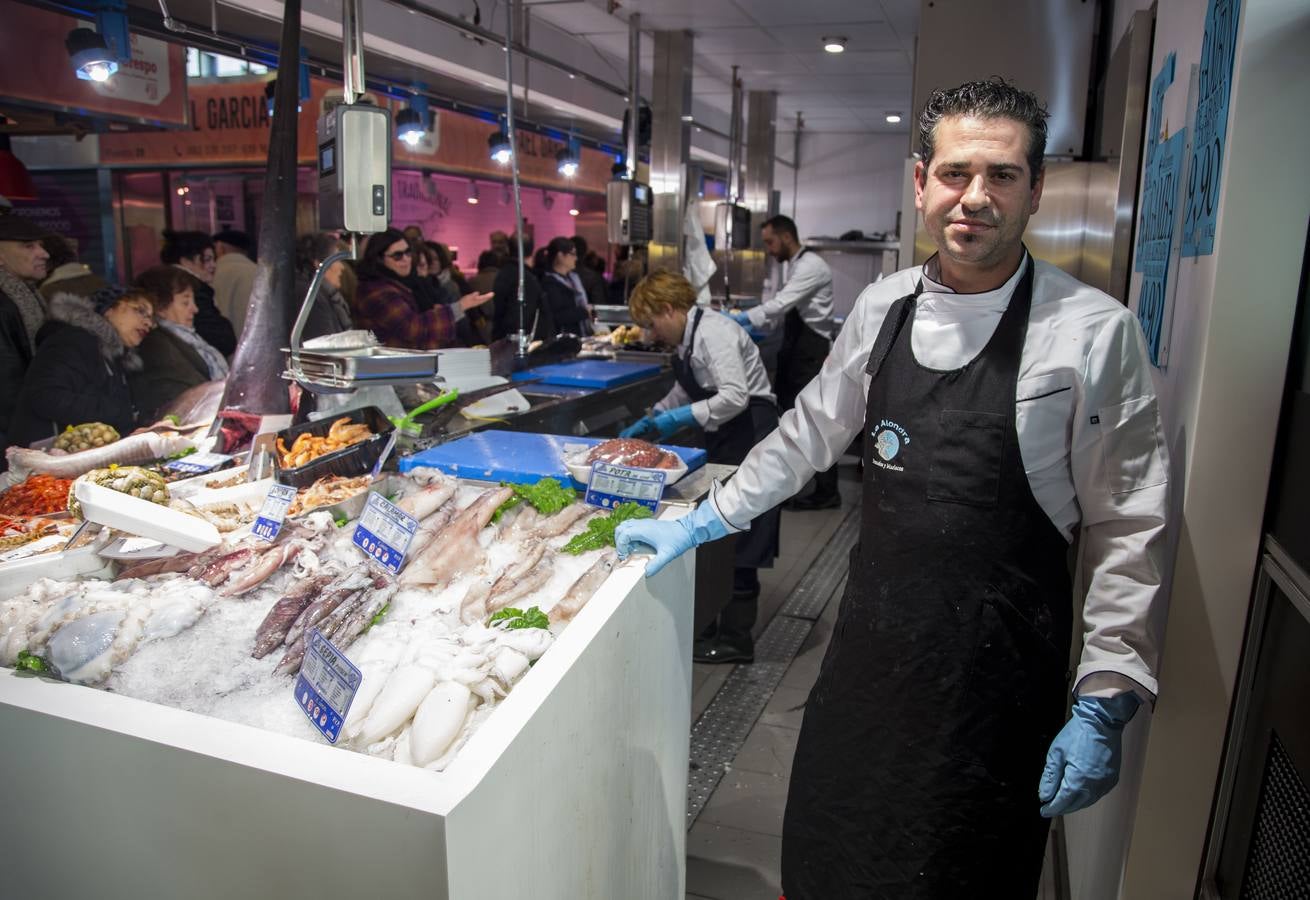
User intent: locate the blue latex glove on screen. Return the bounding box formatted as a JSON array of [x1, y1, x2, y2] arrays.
[[651, 404, 697, 439], [619, 416, 657, 439], [615, 501, 730, 576], [727, 310, 753, 327], [1038, 693, 1141, 817]]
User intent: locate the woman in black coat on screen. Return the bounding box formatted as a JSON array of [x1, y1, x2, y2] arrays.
[[8, 287, 152, 448], [130, 266, 230, 420], [539, 237, 593, 336]]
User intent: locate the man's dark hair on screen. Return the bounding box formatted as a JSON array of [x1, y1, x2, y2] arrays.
[[761, 215, 798, 243], [213, 228, 252, 255], [160, 229, 214, 265], [571, 234, 589, 258], [477, 249, 505, 270], [917, 78, 1049, 185], [41, 234, 76, 270]]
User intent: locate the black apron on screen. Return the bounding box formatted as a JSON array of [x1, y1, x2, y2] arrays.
[[775, 249, 832, 411], [780, 258, 1072, 898], [675, 308, 781, 569]]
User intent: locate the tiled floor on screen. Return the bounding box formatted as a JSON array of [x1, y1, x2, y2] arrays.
[[683, 464, 1062, 900]]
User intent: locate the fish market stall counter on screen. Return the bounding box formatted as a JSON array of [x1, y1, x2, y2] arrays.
[[0, 477, 695, 900]]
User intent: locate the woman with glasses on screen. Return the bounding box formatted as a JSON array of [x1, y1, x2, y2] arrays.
[[352, 228, 491, 349], [160, 229, 236, 357], [7, 285, 152, 448], [129, 266, 230, 420], [540, 237, 593, 336]]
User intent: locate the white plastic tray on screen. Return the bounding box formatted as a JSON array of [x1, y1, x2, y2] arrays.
[[73, 482, 221, 553]]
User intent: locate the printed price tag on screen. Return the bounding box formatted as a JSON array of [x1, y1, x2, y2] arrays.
[[252, 483, 298, 542], [351, 491, 419, 574], [294, 629, 362, 744], [164, 451, 234, 475], [584, 461, 667, 512]]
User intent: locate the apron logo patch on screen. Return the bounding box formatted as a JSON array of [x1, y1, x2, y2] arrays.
[[870, 419, 909, 472]]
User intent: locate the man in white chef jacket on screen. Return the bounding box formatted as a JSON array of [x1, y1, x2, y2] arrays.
[[618, 78, 1168, 899], [730, 215, 840, 509]]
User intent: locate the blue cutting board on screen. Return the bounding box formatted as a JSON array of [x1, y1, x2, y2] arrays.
[[511, 360, 661, 389], [398, 429, 706, 486]]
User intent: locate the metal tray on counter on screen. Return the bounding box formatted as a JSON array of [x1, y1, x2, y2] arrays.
[[284, 346, 441, 381]]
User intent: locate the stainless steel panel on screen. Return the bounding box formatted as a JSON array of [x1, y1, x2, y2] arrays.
[[1026, 161, 1092, 278], [912, 0, 1096, 158], [648, 29, 694, 273]]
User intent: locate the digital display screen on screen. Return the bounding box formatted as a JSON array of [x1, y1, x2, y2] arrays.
[[319, 144, 335, 175], [633, 184, 649, 203]]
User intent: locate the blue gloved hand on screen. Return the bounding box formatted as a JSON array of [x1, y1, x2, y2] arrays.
[[651, 404, 697, 439], [1038, 693, 1141, 817], [615, 501, 730, 576], [619, 416, 658, 439], [727, 310, 752, 327]]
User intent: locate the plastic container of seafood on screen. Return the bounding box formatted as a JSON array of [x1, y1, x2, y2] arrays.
[[289, 474, 397, 522], [564, 446, 690, 487], [73, 481, 221, 553], [273, 406, 394, 489], [0, 532, 115, 598]]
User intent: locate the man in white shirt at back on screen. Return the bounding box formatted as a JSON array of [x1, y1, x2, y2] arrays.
[[212, 228, 257, 339]]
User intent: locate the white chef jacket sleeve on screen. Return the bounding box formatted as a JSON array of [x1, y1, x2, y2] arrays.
[[1070, 308, 1170, 702], [711, 290, 871, 529], [747, 255, 824, 329], [653, 381, 690, 414], [690, 333, 750, 430]]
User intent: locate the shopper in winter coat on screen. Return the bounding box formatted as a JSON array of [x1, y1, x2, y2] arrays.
[[161, 229, 237, 356], [130, 266, 230, 419], [351, 229, 490, 350], [540, 237, 593, 336], [212, 228, 257, 338], [8, 286, 151, 448], [294, 232, 354, 340], [38, 235, 108, 304], [0, 215, 50, 455]]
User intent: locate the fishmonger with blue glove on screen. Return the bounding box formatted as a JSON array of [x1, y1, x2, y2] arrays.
[[616, 79, 1169, 898], [619, 270, 781, 664]]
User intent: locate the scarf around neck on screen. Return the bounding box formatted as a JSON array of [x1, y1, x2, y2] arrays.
[[0, 265, 48, 352], [159, 318, 230, 379]]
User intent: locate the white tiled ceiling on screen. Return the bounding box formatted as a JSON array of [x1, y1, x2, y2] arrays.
[[527, 0, 919, 133]]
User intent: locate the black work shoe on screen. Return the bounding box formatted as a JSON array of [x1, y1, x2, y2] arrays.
[[786, 492, 841, 511], [693, 636, 755, 665]]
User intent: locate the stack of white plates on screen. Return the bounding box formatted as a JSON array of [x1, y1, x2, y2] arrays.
[[435, 348, 491, 379]]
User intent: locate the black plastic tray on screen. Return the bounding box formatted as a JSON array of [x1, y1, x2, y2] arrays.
[[273, 406, 394, 488]]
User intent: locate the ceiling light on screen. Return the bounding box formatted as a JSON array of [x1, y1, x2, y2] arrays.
[[488, 130, 513, 165], [885, 112, 902, 124], [396, 108, 426, 146], [556, 142, 580, 178], [822, 36, 847, 54], [65, 28, 118, 82], [467, 182, 480, 205], [568, 203, 580, 217]]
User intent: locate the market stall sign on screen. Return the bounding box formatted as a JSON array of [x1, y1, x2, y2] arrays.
[[584, 462, 666, 512], [294, 629, 362, 744], [252, 483, 298, 543], [352, 491, 419, 575], [0, 5, 187, 128], [165, 451, 234, 476]]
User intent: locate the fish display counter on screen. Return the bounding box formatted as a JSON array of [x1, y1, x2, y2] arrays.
[[0, 468, 694, 899]]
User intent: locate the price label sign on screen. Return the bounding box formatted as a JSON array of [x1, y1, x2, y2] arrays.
[[294, 629, 362, 744], [164, 451, 234, 475], [351, 491, 419, 574], [584, 461, 667, 512], [252, 483, 298, 542]]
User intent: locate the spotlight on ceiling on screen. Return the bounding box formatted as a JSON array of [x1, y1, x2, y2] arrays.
[[885, 112, 903, 124], [467, 182, 480, 205], [65, 28, 117, 82], [568, 200, 580, 217], [396, 91, 431, 147], [488, 129, 513, 165], [556, 143, 580, 178], [822, 36, 847, 54]]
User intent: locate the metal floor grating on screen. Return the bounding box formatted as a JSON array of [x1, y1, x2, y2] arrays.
[[686, 506, 859, 827]]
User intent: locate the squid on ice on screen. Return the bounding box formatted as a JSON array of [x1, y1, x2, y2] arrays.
[[399, 487, 513, 589]]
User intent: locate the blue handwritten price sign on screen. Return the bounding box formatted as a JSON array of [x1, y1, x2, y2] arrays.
[[584, 461, 667, 512], [1182, 0, 1241, 257], [164, 451, 234, 476], [294, 629, 362, 744], [252, 483, 298, 542], [351, 491, 418, 574], [1134, 52, 1187, 367]]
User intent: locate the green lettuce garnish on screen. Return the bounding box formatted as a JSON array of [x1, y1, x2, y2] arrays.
[[492, 477, 577, 523], [562, 501, 652, 555], [488, 606, 550, 630]]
